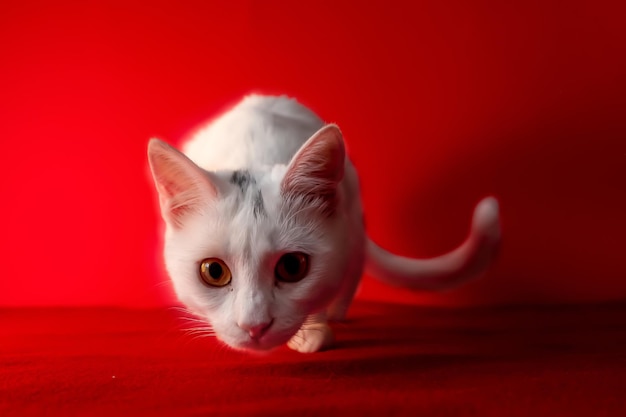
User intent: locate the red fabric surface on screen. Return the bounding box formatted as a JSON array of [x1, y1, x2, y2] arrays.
[[2, 301, 625, 416]]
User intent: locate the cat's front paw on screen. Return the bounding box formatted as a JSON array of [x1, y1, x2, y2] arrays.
[[287, 322, 334, 353]]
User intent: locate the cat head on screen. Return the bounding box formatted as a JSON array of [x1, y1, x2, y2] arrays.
[[147, 125, 349, 351]]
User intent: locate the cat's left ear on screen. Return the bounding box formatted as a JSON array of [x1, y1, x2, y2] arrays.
[[147, 139, 218, 228], [281, 124, 345, 215]]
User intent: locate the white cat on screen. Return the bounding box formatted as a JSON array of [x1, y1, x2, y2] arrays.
[[147, 95, 501, 353]]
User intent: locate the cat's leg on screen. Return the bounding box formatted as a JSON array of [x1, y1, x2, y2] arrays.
[[327, 254, 364, 321], [287, 312, 334, 353], [326, 272, 361, 321]]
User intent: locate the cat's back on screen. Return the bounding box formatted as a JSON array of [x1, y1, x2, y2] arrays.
[[183, 95, 324, 171]]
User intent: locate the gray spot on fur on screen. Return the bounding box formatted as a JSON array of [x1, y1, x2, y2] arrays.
[[230, 170, 254, 193], [253, 189, 266, 218], [230, 170, 266, 219]]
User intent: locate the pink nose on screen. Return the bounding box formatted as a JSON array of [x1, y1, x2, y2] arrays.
[[239, 320, 273, 340]]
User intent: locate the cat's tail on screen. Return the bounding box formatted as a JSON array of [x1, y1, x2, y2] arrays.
[[365, 197, 501, 291]]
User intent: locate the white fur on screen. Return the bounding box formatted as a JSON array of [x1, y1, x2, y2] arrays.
[[147, 94, 501, 353]]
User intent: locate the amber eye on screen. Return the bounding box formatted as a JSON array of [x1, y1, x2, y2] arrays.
[[275, 252, 310, 283], [199, 258, 232, 287]]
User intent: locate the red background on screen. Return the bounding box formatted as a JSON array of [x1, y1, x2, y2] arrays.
[[1, 0, 624, 308]]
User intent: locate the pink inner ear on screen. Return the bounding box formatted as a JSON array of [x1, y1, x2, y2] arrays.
[[147, 139, 216, 228], [281, 124, 346, 212]]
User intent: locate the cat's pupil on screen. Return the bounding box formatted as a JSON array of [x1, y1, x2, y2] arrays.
[[283, 254, 301, 275], [208, 262, 223, 279]]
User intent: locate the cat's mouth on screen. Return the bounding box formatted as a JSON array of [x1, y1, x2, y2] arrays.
[[223, 323, 299, 352], [233, 330, 293, 352]]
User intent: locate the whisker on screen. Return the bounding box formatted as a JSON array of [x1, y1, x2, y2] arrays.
[[178, 316, 211, 324], [181, 328, 217, 338], [154, 279, 173, 288], [182, 328, 216, 335], [185, 333, 216, 341]]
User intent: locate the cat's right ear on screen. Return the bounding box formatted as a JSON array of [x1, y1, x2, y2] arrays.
[[147, 139, 217, 228], [281, 124, 345, 216]]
